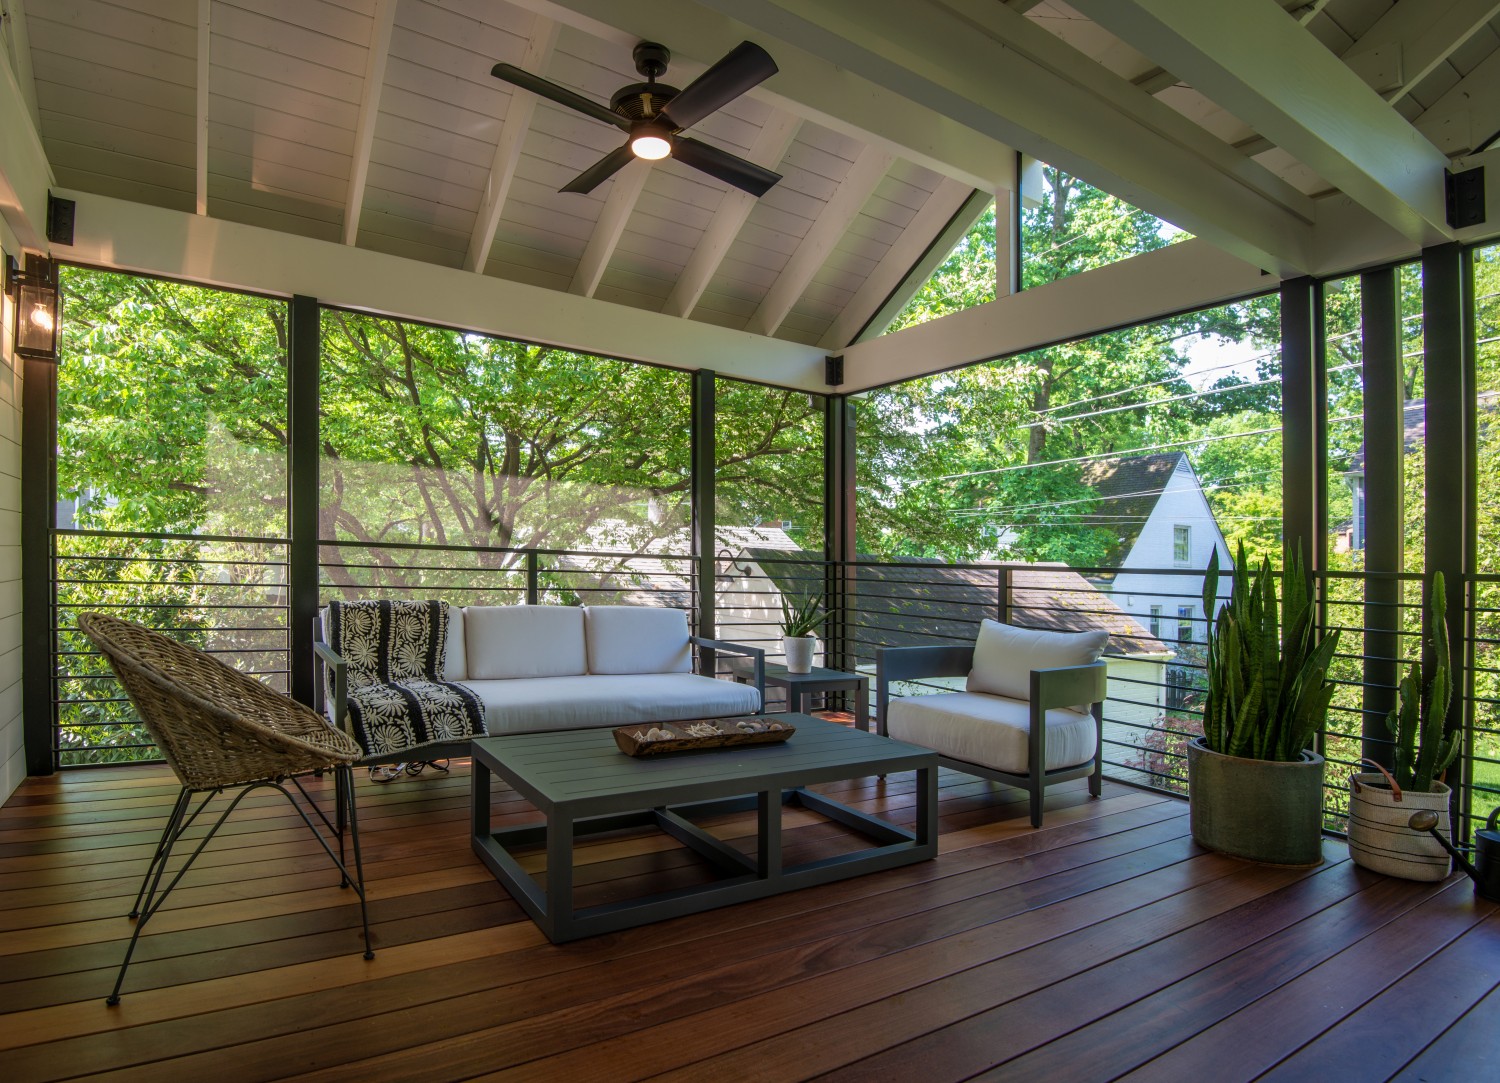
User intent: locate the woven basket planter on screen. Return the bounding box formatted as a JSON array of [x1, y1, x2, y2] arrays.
[[1346, 774, 1452, 881]]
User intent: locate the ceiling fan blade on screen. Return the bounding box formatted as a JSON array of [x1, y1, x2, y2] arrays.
[[560, 144, 637, 194], [673, 138, 782, 197], [661, 41, 777, 130], [491, 63, 630, 131]]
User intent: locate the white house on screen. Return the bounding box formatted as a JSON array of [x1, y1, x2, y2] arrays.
[[1079, 452, 1231, 656]]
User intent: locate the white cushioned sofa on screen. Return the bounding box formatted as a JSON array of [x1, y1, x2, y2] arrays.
[[876, 619, 1109, 828], [315, 603, 764, 762]]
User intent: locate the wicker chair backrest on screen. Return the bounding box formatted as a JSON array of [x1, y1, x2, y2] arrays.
[[77, 613, 361, 790]]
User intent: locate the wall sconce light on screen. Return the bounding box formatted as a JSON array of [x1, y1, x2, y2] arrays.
[[5, 253, 59, 362]]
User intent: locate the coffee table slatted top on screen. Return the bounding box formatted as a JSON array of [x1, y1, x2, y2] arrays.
[[471, 716, 931, 810]]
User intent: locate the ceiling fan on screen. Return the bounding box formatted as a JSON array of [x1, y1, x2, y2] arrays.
[[491, 40, 782, 197]]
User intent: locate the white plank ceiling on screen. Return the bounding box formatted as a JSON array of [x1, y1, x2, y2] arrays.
[[10, 0, 1500, 348]]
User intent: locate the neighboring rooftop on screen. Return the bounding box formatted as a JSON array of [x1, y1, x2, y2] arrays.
[[1077, 452, 1188, 568]]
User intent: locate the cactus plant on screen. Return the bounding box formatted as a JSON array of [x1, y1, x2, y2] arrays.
[[1388, 571, 1459, 793], [1200, 542, 1340, 762]]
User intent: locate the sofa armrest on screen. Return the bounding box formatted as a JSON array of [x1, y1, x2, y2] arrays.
[[875, 645, 976, 736], [690, 635, 765, 708], [313, 638, 349, 737]]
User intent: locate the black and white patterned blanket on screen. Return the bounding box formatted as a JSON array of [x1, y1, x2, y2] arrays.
[[326, 600, 485, 757]]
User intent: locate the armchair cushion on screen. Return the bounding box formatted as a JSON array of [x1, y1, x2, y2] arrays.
[[886, 691, 1096, 774], [584, 606, 693, 674], [465, 605, 587, 680], [967, 619, 1107, 705]]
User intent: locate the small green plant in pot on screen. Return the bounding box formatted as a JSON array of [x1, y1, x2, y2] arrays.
[[1346, 572, 1460, 880], [1189, 542, 1340, 866], [779, 592, 828, 674]]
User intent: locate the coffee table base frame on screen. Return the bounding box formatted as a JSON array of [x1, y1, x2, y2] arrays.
[[470, 765, 937, 943]]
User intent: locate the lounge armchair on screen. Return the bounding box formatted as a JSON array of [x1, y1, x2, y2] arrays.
[[876, 619, 1109, 827]]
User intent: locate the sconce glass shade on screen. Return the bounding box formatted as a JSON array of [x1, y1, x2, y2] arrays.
[[15, 281, 58, 360]]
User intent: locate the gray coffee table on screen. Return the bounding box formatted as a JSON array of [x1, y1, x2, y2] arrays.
[[469, 715, 938, 942]]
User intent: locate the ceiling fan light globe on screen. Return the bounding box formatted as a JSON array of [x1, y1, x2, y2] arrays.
[[631, 132, 672, 160]]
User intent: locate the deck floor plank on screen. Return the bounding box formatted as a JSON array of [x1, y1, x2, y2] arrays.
[[0, 751, 1492, 1083]]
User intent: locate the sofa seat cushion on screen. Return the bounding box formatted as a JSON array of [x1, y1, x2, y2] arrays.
[[584, 606, 693, 674], [886, 691, 1095, 775], [465, 605, 587, 680], [461, 673, 761, 734]]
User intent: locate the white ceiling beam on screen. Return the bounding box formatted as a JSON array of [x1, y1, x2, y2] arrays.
[[569, 158, 650, 297], [195, 0, 209, 215], [662, 109, 800, 318], [506, 0, 1016, 190], [342, 0, 397, 246], [686, 0, 1317, 275], [57, 189, 830, 389], [467, 16, 557, 274], [2, 0, 39, 134], [746, 145, 893, 338], [1414, 46, 1500, 155], [840, 238, 1270, 393], [819, 177, 978, 349], [1071, 0, 1452, 247], [1342, 0, 1500, 105], [0, 16, 52, 250]]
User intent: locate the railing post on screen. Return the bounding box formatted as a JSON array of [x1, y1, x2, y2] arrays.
[[1359, 266, 1403, 769], [998, 566, 1011, 625], [691, 370, 716, 669], [825, 393, 855, 676], [1422, 243, 1473, 832], [288, 295, 320, 707], [22, 355, 57, 774], [525, 550, 539, 605]]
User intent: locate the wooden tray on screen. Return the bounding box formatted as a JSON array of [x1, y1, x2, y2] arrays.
[[613, 716, 795, 757]]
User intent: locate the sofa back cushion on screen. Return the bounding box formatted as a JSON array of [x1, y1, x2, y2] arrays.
[[584, 606, 692, 674], [464, 605, 587, 680], [967, 619, 1108, 702]]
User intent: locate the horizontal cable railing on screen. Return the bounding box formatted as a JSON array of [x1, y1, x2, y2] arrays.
[[52, 531, 1493, 840]]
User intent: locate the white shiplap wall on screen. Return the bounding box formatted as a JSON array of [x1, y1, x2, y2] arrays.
[[0, 228, 25, 802]]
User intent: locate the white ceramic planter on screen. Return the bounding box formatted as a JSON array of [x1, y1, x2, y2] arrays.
[[782, 635, 816, 674], [1346, 775, 1452, 881]]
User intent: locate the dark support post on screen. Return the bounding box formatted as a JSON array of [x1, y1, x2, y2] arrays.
[[824, 395, 856, 675], [692, 371, 716, 663], [1281, 277, 1321, 574], [288, 295, 320, 707], [22, 357, 56, 775], [1421, 244, 1472, 816], [1360, 267, 1403, 768]]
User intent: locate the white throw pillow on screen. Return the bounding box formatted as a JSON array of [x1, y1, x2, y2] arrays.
[[464, 605, 588, 679], [584, 606, 693, 674], [966, 619, 1108, 702]]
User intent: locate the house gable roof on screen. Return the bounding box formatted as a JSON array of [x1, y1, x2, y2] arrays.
[[1077, 452, 1189, 568]]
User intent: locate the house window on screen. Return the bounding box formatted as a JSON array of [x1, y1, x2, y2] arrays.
[[1178, 605, 1193, 644], [1173, 524, 1192, 566], [1150, 605, 1162, 639]]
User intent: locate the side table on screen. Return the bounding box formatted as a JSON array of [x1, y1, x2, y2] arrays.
[[761, 663, 870, 731]]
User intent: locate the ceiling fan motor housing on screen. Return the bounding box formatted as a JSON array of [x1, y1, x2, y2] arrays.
[[610, 83, 680, 123]]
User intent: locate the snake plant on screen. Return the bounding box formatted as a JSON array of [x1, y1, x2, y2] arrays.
[[1388, 572, 1459, 793], [1200, 542, 1340, 762]]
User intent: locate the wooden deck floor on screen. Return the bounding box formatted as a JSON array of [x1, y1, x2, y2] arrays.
[[1, 749, 1497, 1082]]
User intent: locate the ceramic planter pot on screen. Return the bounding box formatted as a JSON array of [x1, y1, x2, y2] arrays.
[[1187, 737, 1326, 866], [782, 635, 816, 674], [1345, 775, 1452, 881]]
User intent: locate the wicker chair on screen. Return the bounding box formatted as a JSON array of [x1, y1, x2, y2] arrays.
[[78, 612, 375, 1006]]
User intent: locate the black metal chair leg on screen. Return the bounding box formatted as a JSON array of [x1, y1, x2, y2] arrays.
[[341, 765, 376, 960], [108, 787, 252, 1006], [1029, 779, 1044, 829], [127, 788, 190, 920], [335, 766, 348, 881]]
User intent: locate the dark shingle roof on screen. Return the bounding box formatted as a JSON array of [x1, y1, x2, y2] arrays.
[[746, 549, 1168, 660], [1076, 452, 1187, 567]]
